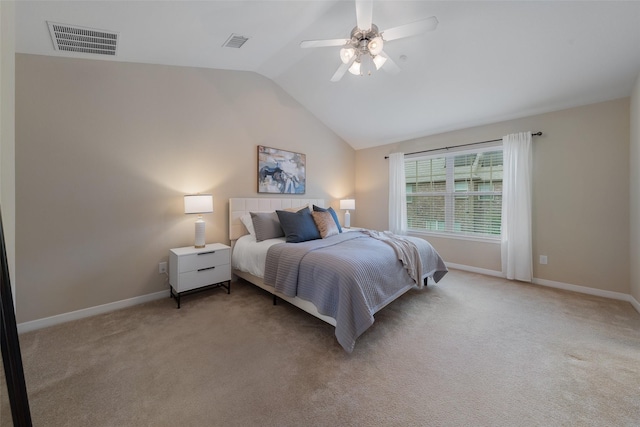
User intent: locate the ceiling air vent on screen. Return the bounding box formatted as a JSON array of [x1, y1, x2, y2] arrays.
[[47, 21, 119, 56], [223, 34, 249, 49]]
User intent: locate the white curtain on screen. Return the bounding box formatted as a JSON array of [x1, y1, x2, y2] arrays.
[[388, 152, 407, 235], [501, 132, 533, 282]]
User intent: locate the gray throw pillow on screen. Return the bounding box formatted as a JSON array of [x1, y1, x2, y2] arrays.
[[250, 211, 284, 242]]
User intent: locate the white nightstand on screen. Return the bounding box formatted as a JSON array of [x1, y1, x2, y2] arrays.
[[169, 243, 231, 308]]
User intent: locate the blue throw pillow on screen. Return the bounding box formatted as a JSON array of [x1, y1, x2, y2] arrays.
[[312, 205, 342, 233], [276, 207, 321, 243]]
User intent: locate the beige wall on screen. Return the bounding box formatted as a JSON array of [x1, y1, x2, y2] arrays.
[[15, 54, 355, 323], [356, 99, 630, 294], [13, 52, 636, 322], [1, 1, 16, 301], [631, 73, 640, 303]]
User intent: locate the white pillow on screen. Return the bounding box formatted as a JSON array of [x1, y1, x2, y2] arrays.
[[240, 213, 256, 236]]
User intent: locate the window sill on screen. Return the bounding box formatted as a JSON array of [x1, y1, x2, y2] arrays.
[[407, 230, 501, 244]]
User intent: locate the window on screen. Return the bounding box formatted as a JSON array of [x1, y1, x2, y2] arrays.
[[406, 184, 413, 203], [405, 148, 503, 238]]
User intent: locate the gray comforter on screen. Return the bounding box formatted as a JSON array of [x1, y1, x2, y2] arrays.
[[263, 231, 447, 352]]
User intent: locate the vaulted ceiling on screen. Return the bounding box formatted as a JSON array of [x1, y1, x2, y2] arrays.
[[15, 1, 640, 149]]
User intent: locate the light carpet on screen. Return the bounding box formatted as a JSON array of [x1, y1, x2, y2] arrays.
[[2, 269, 639, 426]]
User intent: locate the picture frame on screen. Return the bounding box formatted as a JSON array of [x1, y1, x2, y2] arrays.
[[257, 145, 306, 194]]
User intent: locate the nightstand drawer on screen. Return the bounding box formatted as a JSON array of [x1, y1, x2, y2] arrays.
[[178, 248, 229, 273], [178, 264, 231, 292]]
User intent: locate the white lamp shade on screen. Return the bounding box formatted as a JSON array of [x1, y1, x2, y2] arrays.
[[373, 54, 387, 70], [340, 199, 355, 210], [367, 36, 384, 55], [184, 194, 213, 214], [348, 60, 361, 75], [340, 47, 355, 64]]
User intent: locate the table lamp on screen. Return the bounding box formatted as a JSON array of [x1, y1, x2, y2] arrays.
[[184, 194, 213, 248], [340, 199, 355, 228]]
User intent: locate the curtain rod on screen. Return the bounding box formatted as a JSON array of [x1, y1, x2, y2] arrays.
[[384, 132, 543, 159]]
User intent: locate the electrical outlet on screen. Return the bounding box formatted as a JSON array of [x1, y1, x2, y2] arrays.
[[539, 255, 548, 265], [158, 262, 167, 274]]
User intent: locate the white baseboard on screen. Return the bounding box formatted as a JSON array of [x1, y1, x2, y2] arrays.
[[446, 262, 640, 315], [17, 289, 170, 334], [445, 262, 503, 278], [629, 295, 640, 314], [532, 277, 632, 302]]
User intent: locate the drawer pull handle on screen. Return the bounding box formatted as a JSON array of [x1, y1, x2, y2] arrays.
[[198, 266, 216, 272], [198, 251, 216, 255]]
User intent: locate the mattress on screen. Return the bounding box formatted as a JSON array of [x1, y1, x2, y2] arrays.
[[231, 234, 284, 278]]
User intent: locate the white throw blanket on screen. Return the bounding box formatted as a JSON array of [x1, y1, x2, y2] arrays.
[[360, 230, 423, 285]]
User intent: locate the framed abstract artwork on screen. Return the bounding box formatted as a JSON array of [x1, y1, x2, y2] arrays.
[[258, 145, 306, 194]]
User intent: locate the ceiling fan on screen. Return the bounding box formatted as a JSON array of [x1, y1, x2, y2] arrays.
[[300, 0, 438, 82]]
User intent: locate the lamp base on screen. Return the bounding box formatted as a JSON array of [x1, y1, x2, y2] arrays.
[[344, 210, 351, 228], [194, 217, 206, 248]]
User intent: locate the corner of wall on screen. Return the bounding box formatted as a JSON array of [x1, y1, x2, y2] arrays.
[[630, 71, 640, 304]]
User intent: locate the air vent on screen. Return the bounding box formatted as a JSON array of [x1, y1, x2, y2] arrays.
[[47, 21, 118, 56], [223, 34, 249, 49]]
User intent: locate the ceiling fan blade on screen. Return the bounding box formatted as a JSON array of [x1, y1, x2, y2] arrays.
[[300, 38, 350, 48], [330, 63, 350, 83], [330, 56, 356, 82], [355, 0, 373, 31], [378, 51, 401, 74], [381, 16, 439, 42]]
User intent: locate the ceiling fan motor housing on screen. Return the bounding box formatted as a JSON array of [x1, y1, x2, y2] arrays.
[[349, 24, 381, 55]]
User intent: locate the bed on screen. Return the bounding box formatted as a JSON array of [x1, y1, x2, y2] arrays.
[[229, 197, 448, 352]]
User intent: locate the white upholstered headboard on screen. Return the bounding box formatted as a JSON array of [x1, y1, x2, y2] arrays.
[[229, 198, 325, 241]]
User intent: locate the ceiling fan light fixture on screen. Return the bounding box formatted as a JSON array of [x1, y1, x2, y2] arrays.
[[340, 47, 356, 64], [348, 60, 361, 75], [299, 1, 438, 82], [373, 54, 387, 70], [367, 36, 384, 55]]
